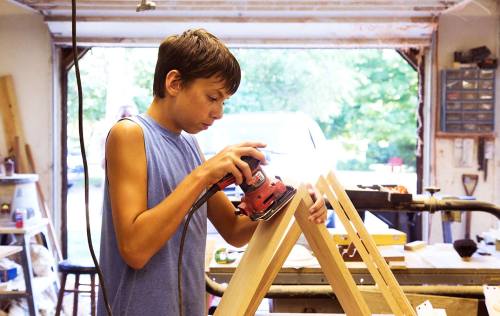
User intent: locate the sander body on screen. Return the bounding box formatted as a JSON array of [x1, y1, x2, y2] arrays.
[[199, 156, 296, 221]]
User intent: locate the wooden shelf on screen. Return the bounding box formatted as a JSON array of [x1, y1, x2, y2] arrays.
[[0, 290, 27, 297], [0, 218, 49, 234], [435, 131, 496, 139], [0, 246, 22, 259]]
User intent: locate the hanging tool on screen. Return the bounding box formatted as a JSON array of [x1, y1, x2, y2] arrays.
[[462, 174, 478, 240], [477, 137, 486, 180]]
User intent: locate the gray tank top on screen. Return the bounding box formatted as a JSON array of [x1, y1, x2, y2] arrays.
[[97, 113, 207, 316]]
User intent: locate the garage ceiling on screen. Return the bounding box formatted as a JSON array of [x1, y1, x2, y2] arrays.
[[7, 0, 481, 47]]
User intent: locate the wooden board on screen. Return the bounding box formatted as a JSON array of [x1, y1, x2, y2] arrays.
[[0, 75, 29, 172], [25, 144, 62, 262], [362, 290, 478, 316], [270, 293, 477, 316], [404, 240, 427, 251], [214, 186, 309, 316], [331, 228, 407, 246], [0, 246, 22, 259], [294, 193, 371, 316], [318, 172, 415, 316]]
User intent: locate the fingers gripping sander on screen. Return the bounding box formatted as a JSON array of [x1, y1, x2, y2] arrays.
[[193, 156, 296, 221]]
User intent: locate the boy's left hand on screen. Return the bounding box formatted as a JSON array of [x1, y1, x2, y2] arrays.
[[305, 183, 327, 224]]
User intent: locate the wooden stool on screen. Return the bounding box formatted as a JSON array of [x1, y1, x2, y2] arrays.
[[55, 259, 97, 316]]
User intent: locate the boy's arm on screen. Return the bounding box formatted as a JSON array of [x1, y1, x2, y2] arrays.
[[106, 120, 208, 269], [107, 120, 266, 269], [207, 192, 259, 247]]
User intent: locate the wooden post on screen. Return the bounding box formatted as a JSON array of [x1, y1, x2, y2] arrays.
[[294, 194, 371, 315], [214, 187, 307, 316], [0, 75, 29, 173], [25, 144, 63, 262], [319, 171, 415, 316]]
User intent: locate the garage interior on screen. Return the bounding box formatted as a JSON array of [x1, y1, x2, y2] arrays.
[[0, 0, 499, 315]]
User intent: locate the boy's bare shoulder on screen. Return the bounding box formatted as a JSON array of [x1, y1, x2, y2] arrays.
[[107, 119, 143, 144]]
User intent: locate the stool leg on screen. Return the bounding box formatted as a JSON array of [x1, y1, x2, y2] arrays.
[[55, 272, 67, 316], [90, 273, 96, 316], [73, 274, 80, 316]]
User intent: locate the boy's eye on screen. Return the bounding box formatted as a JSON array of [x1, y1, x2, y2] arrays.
[[208, 95, 218, 102]]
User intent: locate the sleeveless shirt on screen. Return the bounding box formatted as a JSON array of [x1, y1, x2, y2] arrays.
[[97, 114, 207, 316]]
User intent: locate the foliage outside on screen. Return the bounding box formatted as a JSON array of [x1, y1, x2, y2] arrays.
[[68, 48, 417, 171]]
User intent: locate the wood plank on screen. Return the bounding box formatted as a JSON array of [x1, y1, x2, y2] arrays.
[[318, 173, 415, 316], [0, 246, 23, 259], [53, 37, 432, 49], [269, 293, 477, 316], [25, 144, 63, 262], [361, 290, 478, 316], [325, 172, 415, 315], [317, 176, 402, 313], [44, 15, 437, 23], [294, 193, 371, 316], [246, 221, 303, 313], [0, 218, 49, 234], [404, 240, 427, 251], [214, 186, 308, 316], [0, 75, 29, 173], [331, 227, 407, 246], [32, 3, 449, 12], [322, 173, 408, 314]]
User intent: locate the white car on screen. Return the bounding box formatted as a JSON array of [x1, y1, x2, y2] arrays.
[[196, 111, 335, 198]]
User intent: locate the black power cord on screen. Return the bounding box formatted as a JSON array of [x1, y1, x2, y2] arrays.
[[71, 1, 112, 315], [177, 186, 218, 316]]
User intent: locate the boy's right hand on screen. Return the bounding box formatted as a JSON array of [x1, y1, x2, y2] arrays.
[[200, 142, 267, 187]]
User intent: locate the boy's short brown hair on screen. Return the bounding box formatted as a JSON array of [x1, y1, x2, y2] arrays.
[[153, 29, 241, 98]]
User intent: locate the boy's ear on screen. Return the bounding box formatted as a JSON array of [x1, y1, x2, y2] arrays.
[[165, 70, 182, 96]]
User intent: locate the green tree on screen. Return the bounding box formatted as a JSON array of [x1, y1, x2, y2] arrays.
[[129, 48, 156, 112], [67, 49, 109, 124], [323, 50, 418, 170], [228, 49, 417, 171]]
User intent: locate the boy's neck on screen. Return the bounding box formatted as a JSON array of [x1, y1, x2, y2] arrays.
[[146, 98, 181, 134]]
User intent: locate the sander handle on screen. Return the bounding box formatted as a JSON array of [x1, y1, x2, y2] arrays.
[[191, 156, 261, 211]]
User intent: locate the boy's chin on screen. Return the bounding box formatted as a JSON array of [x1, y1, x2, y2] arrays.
[[185, 127, 204, 134]]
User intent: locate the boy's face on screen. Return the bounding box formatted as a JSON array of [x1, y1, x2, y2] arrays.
[[171, 75, 231, 134]]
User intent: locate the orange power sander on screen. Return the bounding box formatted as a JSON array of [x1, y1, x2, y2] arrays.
[[192, 156, 296, 220]]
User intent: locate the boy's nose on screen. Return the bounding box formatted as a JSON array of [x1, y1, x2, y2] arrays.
[[211, 104, 224, 120]]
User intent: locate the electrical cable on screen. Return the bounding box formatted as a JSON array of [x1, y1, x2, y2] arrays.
[[71, 1, 113, 315], [178, 185, 219, 316]]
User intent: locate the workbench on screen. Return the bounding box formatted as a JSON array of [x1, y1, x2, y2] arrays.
[[206, 238, 500, 315], [208, 240, 500, 286]]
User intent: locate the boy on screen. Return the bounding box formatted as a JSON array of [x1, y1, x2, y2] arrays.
[[97, 29, 326, 315]]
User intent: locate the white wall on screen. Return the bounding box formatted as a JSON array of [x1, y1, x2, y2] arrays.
[[429, 10, 500, 242], [0, 14, 54, 215]]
